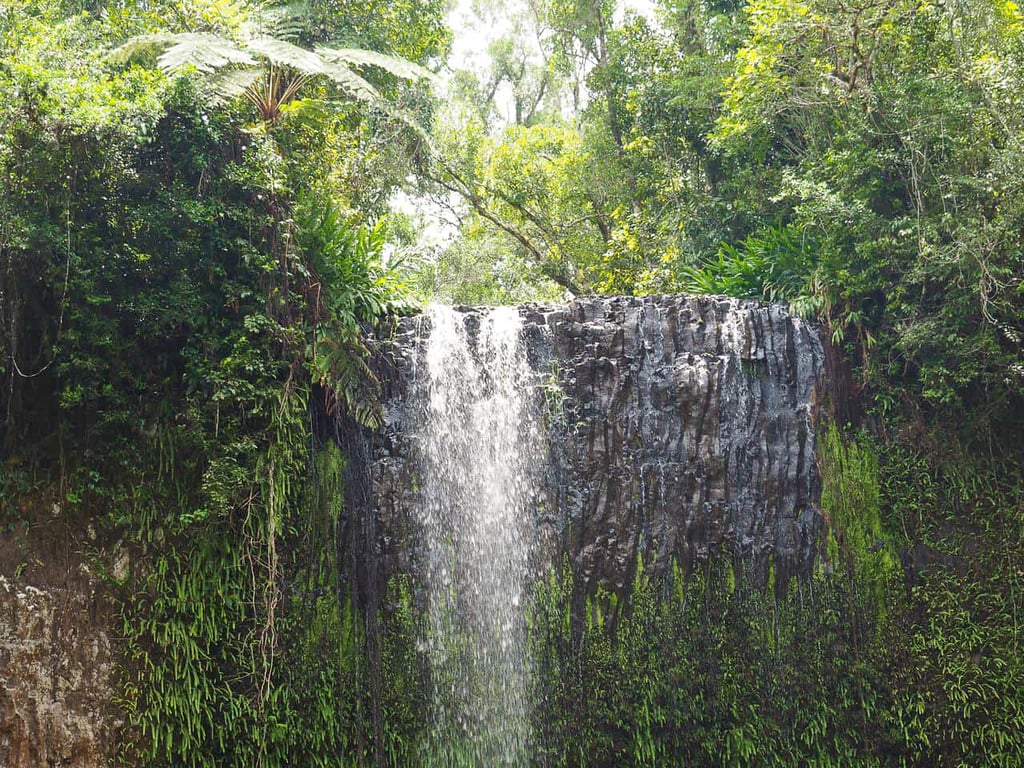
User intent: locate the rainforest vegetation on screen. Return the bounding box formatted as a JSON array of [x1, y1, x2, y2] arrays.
[[0, 0, 1022, 764]]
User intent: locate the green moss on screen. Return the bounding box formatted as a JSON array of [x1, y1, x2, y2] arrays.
[[819, 424, 899, 635]]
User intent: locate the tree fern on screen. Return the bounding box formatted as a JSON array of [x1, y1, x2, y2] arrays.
[[315, 47, 435, 84], [242, 36, 326, 74], [112, 27, 434, 121]]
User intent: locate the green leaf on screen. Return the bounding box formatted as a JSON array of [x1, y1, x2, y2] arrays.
[[316, 47, 437, 84], [245, 36, 328, 75], [157, 33, 255, 74]]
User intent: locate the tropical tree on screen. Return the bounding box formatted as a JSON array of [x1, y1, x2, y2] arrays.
[[114, 13, 435, 124], [706, 0, 1024, 421]]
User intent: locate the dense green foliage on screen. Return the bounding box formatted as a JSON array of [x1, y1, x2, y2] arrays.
[[526, 428, 1023, 767], [1, 0, 1022, 765], [0, 0, 431, 764], [415, 19, 1024, 761]]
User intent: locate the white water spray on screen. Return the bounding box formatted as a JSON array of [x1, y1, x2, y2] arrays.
[[413, 305, 542, 766]]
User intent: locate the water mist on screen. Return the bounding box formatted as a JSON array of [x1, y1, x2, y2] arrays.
[[412, 305, 543, 766]]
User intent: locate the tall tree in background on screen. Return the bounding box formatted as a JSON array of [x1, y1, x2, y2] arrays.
[[421, 0, 750, 299]]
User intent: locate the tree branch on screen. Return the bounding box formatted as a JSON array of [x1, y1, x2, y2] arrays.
[[425, 158, 583, 296]]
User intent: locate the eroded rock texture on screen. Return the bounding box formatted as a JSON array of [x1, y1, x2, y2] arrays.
[[344, 295, 825, 595], [0, 569, 116, 768]]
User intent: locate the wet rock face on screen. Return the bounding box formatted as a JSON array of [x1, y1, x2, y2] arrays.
[[529, 295, 824, 588], [349, 295, 825, 593], [0, 571, 117, 768]]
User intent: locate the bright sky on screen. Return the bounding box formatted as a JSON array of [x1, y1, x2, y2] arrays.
[[447, 0, 660, 73]]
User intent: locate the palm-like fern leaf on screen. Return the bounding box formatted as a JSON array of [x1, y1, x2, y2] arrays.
[[243, 2, 310, 42], [321, 62, 380, 103], [157, 33, 255, 73], [111, 27, 436, 121], [245, 36, 327, 75], [316, 47, 437, 84], [207, 67, 262, 101], [107, 33, 178, 67]]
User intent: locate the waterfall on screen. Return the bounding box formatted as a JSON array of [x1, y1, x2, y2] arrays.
[[412, 305, 542, 766], [351, 296, 825, 761]]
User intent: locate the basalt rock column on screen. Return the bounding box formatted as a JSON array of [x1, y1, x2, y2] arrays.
[[531, 295, 825, 589]]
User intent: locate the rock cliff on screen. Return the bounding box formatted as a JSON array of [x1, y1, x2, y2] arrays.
[[0, 541, 117, 768], [344, 295, 826, 595]]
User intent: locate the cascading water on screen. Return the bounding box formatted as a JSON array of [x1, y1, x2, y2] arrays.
[[412, 305, 543, 766]]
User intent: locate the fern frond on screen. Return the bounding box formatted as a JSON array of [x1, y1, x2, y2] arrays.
[[334, 347, 383, 429], [107, 34, 178, 67], [316, 47, 437, 83], [116, 26, 434, 122], [207, 67, 261, 102], [320, 62, 380, 103], [158, 33, 255, 74], [244, 1, 310, 41], [245, 36, 327, 75]]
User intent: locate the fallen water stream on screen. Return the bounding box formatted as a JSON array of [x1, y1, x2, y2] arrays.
[[412, 305, 543, 766]]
